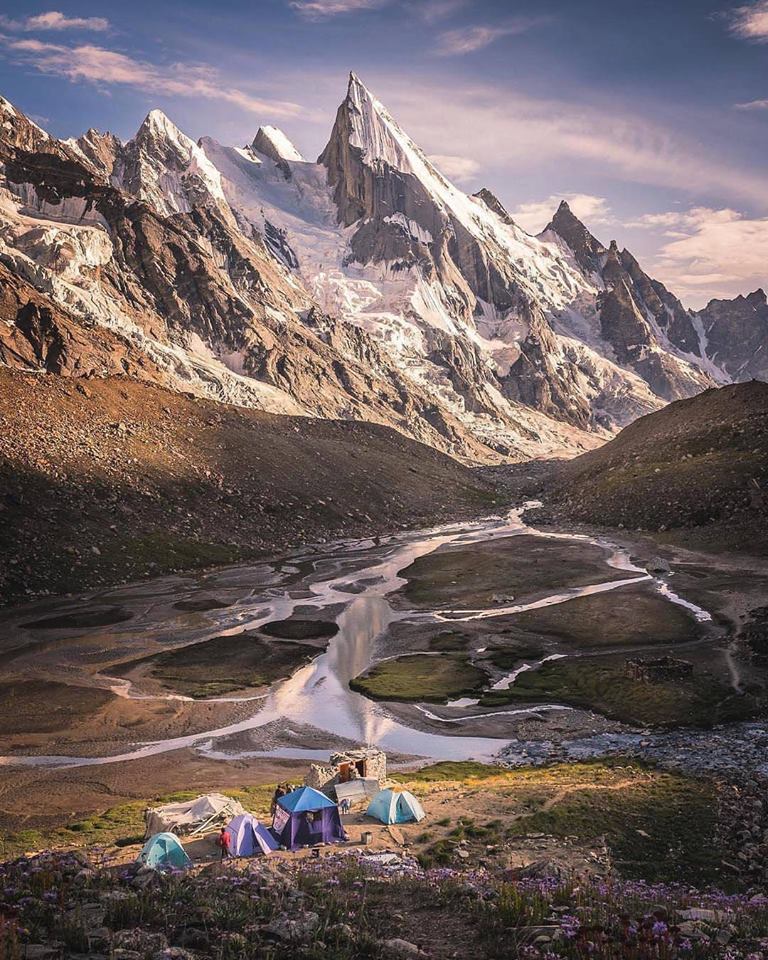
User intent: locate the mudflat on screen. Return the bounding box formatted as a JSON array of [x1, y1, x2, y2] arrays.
[[115, 631, 323, 698], [507, 584, 702, 648], [395, 533, 630, 609]]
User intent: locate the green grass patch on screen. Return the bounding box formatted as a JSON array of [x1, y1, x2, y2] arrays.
[[103, 532, 244, 573], [118, 632, 319, 698], [350, 654, 487, 703], [398, 534, 625, 609], [428, 631, 471, 652], [508, 587, 701, 648], [393, 761, 508, 783], [480, 657, 764, 726], [505, 769, 720, 884], [0, 783, 277, 859]]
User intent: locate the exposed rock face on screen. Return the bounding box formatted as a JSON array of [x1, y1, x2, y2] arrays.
[[473, 188, 516, 225], [0, 100, 498, 460], [546, 200, 605, 275], [544, 203, 709, 400], [0, 264, 166, 380], [0, 76, 763, 466], [697, 289, 768, 381]]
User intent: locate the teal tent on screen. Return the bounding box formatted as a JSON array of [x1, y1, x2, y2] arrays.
[[137, 832, 192, 870], [366, 788, 425, 825]]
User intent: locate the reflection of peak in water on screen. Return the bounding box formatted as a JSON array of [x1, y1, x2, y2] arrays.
[[329, 597, 392, 683]]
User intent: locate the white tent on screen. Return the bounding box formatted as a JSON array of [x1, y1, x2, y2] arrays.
[[334, 778, 380, 805], [144, 793, 245, 839]]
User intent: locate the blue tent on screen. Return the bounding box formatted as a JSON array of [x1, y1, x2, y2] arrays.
[[137, 832, 192, 870], [272, 786, 346, 850], [366, 788, 425, 825], [227, 813, 279, 857]]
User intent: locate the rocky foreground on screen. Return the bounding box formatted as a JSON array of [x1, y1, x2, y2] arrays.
[[0, 369, 496, 607], [3, 842, 768, 960]]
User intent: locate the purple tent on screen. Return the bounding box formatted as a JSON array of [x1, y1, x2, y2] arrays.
[[272, 786, 347, 851], [227, 813, 279, 857]]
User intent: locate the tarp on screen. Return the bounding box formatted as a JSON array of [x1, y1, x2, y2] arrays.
[[144, 793, 245, 838], [334, 778, 380, 804], [137, 832, 192, 870], [227, 813, 279, 857], [366, 788, 426, 825], [273, 786, 346, 850]]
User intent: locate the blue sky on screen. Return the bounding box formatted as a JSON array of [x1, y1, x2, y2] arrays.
[[1, 0, 767, 306]]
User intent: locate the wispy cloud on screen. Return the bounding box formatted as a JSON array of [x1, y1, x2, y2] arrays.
[[289, 0, 386, 18], [0, 36, 306, 118], [735, 97, 768, 109], [730, 0, 768, 41], [380, 79, 768, 208], [428, 153, 479, 183], [417, 0, 467, 24], [513, 194, 612, 234], [637, 206, 768, 306], [0, 10, 110, 32], [435, 19, 543, 55]]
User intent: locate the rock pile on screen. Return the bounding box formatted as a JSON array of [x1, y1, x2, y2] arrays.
[[717, 774, 768, 886]]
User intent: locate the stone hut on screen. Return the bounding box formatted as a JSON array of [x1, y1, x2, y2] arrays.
[[625, 656, 693, 683], [305, 747, 387, 795]]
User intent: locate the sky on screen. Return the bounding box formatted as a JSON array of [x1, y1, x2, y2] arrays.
[[1, 0, 767, 307]]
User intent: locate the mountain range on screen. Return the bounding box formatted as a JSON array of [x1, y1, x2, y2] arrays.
[[1, 73, 765, 461]]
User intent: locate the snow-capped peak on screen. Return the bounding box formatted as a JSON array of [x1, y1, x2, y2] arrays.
[[0, 94, 17, 117], [123, 108, 227, 217], [341, 72, 444, 182], [252, 125, 304, 163]]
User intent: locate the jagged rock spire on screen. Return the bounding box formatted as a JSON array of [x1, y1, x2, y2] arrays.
[[545, 199, 605, 274], [473, 188, 515, 225]]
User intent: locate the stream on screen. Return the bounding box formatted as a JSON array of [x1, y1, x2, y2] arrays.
[[0, 507, 717, 771]]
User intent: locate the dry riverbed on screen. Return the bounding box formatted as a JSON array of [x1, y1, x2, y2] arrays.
[[0, 508, 766, 842]]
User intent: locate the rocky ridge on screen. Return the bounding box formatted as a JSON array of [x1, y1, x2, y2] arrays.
[[3, 76, 763, 466]]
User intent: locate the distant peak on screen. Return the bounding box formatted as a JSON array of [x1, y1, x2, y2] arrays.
[[344, 72, 379, 114], [473, 188, 515, 226], [0, 94, 17, 117], [134, 108, 189, 145], [347, 71, 367, 95], [546, 199, 605, 273], [142, 108, 173, 129], [252, 125, 304, 163]]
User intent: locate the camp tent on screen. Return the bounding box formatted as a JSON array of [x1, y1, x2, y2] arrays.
[[137, 832, 192, 870], [272, 786, 347, 851], [334, 778, 380, 805], [144, 793, 245, 838], [366, 788, 425, 825], [227, 813, 279, 857]]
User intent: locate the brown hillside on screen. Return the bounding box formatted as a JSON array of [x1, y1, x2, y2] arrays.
[[0, 369, 496, 606], [543, 381, 768, 539]]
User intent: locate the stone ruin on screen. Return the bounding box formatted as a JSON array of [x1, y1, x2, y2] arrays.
[[305, 747, 387, 795], [625, 656, 694, 683]]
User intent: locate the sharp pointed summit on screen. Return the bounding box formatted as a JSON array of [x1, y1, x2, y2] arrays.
[[121, 108, 226, 216], [544, 200, 605, 274], [0, 76, 760, 480], [252, 126, 304, 164]]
